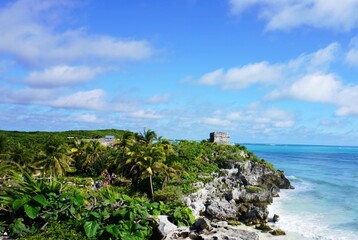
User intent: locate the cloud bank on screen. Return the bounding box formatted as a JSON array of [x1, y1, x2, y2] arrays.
[[229, 0, 358, 31], [0, 0, 152, 66], [198, 42, 358, 117]]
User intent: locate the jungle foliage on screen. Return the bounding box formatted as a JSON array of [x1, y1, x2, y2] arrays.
[[0, 129, 272, 239]]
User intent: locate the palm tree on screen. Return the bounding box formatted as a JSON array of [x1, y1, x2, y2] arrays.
[[113, 132, 136, 176], [70, 139, 106, 175], [115, 132, 135, 161], [0, 135, 10, 160], [37, 142, 73, 178], [81, 140, 106, 174], [126, 144, 166, 198], [156, 138, 178, 189], [10, 142, 38, 174], [136, 128, 157, 146], [70, 138, 89, 173]]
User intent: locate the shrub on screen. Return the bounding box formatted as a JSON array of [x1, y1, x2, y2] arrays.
[[18, 222, 87, 240], [154, 185, 183, 204], [245, 185, 263, 193]]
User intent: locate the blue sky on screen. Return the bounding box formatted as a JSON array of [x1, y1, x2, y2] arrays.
[[1, 0, 358, 146]]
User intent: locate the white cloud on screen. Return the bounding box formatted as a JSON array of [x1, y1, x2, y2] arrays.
[[201, 107, 294, 129], [51, 89, 105, 110], [274, 120, 295, 128], [0, 0, 153, 66], [268, 73, 341, 102], [264, 108, 294, 120], [334, 86, 358, 116], [227, 112, 242, 120], [127, 110, 163, 120], [26, 65, 103, 88], [319, 119, 348, 127], [229, 0, 261, 15], [346, 48, 358, 66], [307, 43, 339, 71], [146, 94, 170, 104], [226, 106, 295, 129], [268, 73, 358, 116], [229, 0, 358, 31], [75, 114, 103, 123], [197, 62, 283, 90], [253, 108, 295, 128], [0, 87, 53, 104], [197, 43, 338, 91], [201, 117, 231, 126], [287, 43, 339, 73], [346, 37, 358, 66]]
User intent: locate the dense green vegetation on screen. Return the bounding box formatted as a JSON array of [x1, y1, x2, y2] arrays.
[[0, 129, 273, 239]]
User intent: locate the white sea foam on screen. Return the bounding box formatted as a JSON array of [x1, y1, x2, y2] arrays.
[[286, 177, 313, 194], [287, 175, 298, 180], [268, 181, 357, 240], [268, 209, 357, 240]]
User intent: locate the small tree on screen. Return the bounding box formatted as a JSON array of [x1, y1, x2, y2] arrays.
[[126, 144, 166, 199], [36, 140, 73, 178]]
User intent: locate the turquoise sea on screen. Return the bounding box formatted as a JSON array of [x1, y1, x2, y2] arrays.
[[243, 144, 358, 240]]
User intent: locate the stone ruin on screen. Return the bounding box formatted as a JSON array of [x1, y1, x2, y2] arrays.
[[209, 132, 230, 144]]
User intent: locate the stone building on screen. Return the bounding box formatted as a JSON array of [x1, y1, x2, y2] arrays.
[[209, 132, 230, 144]]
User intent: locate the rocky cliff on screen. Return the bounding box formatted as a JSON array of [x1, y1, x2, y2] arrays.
[[185, 159, 293, 226], [160, 158, 293, 239]]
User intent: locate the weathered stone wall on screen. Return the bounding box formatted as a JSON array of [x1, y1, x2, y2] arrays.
[[209, 132, 230, 144]]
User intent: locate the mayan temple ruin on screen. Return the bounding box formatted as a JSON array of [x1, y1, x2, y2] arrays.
[[209, 132, 230, 144]]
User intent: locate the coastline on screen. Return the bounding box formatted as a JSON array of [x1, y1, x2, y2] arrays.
[[244, 144, 358, 240], [234, 194, 309, 240]]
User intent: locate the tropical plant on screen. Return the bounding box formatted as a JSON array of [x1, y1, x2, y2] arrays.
[[136, 128, 157, 146], [36, 141, 73, 178], [0, 134, 10, 160], [169, 206, 196, 227], [71, 139, 107, 175], [70, 139, 88, 171], [114, 132, 136, 160], [10, 142, 38, 174], [126, 144, 166, 198]]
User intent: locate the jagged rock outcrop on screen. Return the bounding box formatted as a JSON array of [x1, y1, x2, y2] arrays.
[[161, 158, 293, 239], [184, 159, 293, 226], [237, 161, 292, 189], [206, 198, 239, 220]]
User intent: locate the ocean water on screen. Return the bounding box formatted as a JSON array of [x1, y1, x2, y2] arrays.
[[243, 144, 358, 240]]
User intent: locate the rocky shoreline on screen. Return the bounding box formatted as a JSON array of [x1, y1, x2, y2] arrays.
[[156, 158, 294, 240]]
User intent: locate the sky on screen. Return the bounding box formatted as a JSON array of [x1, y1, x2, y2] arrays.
[[1, 0, 358, 146]]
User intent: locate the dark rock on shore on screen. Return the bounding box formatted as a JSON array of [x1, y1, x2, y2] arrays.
[[273, 214, 280, 223], [271, 228, 286, 236]]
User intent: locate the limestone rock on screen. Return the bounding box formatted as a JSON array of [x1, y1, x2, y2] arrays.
[[152, 215, 178, 239], [183, 158, 293, 228], [163, 226, 190, 240], [206, 198, 239, 220]]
